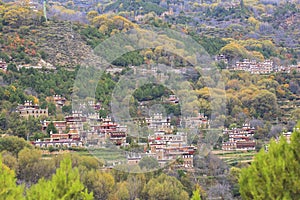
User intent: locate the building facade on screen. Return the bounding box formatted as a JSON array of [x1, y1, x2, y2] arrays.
[[17, 101, 48, 118]]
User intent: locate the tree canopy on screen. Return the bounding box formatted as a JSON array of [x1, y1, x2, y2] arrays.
[[239, 121, 300, 199], [0, 154, 24, 200]]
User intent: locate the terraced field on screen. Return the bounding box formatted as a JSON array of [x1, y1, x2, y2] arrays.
[[77, 148, 127, 166], [41, 148, 127, 166], [212, 150, 257, 166]]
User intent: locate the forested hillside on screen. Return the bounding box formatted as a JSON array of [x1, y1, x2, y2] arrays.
[[0, 0, 299, 199]]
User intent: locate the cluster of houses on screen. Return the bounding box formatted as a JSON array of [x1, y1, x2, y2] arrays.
[[232, 59, 300, 74], [128, 113, 199, 168], [215, 55, 300, 74], [143, 112, 209, 131], [16, 95, 211, 169], [126, 137, 194, 169], [233, 59, 274, 74], [33, 113, 127, 149], [17, 94, 70, 119], [30, 109, 199, 168], [139, 131, 195, 168], [15, 100, 81, 148], [222, 124, 256, 151], [15, 98, 111, 148], [84, 116, 127, 147], [275, 127, 299, 144], [265, 129, 299, 151], [145, 113, 172, 132], [22, 100, 124, 147], [0, 58, 56, 73], [183, 112, 210, 129], [34, 111, 85, 148], [16, 59, 56, 70], [274, 65, 300, 73]]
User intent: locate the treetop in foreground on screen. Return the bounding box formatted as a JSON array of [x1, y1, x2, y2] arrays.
[[239, 121, 300, 199]]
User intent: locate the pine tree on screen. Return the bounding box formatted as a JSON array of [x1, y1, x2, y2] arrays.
[[239, 121, 300, 199], [25, 178, 53, 200], [26, 156, 93, 200], [191, 189, 201, 200], [49, 156, 93, 199], [46, 121, 58, 136]]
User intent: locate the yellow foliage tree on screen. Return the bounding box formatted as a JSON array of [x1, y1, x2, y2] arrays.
[[220, 42, 249, 60], [99, 24, 109, 34], [251, 51, 264, 61], [247, 16, 260, 25], [87, 11, 98, 22]]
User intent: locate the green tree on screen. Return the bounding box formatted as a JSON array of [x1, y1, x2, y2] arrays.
[[127, 173, 146, 200], [142, 173, 189, 200], [291, 108, 300, 120], [1, 151, 18, 172], [82, 170, 114, 200], [26, 156, 93, 200], [0, 155, 25, 200], [112, 181, 130, 200], [252, 90, 278, 119], [46, 121, 58, 135], [25, 117, 42, 139], [191, 189, 201, 200], [138, 156, 159, 170], [239, 121, 300, 199], [0, 136, 31, 156], [62, 105, 72, 114], [17, 148, 55, 184], [18, 148, 42, 183], [47, 102, 56, 116], [51, 156, 93, 199], [228, 167, 241, 197], [25, 178, 53, 200]]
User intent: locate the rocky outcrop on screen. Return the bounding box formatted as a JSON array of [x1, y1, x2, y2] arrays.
[[27, 21, 97, 68]]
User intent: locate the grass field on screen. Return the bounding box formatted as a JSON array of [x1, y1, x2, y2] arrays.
[[76, 148, 127, 166], [41, 148, 127, 166], [212, 150, 257, 165]]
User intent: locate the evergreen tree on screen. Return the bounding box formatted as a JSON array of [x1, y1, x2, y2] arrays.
[[191, 189, 201, 200], [46, 121, 58, 135], [26, 156, 93, 200], [50, 156, 93, 200], [239, 121, 300, 199], [25, 178, 53, 200]]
